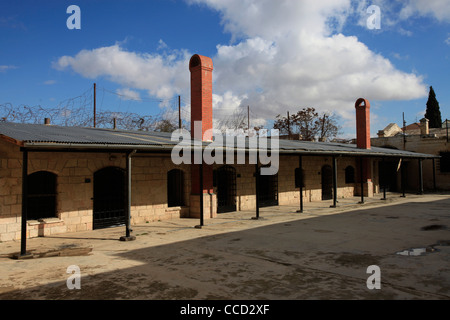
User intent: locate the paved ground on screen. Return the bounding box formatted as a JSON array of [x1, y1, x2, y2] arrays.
[[0, 193, 449, 300]]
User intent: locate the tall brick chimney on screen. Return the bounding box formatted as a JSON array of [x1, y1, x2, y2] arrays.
[[189, 54, 213, 141], [189, 54, 216, 219], [355, 98, 373, 197], [355, 98, 371, 149]]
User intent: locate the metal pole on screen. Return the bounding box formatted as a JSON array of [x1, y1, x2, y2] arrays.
[[418, 158, 424, 195], [401, 158, 406, 198], [446, 118, 448, 143], [200, 162, 204, 227], [381, 158, 387, 200], [20, 149, 28, 257], [93, 83, 96, 128], [287, 111, 291, 139], [253, 163, 260, 219], [432, 158, 437, 192], [297, 155, 304, 213], [330, 156, 337, 208], [178, 96, 182, 129], [359, 157, 365, 204], [120, 150, 136, 241], [248, 106, 250, 132]]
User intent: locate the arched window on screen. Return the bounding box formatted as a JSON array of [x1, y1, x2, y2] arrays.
[[345, 166, 355, 184], [167, 169, 184, 207], [27, 171, 57, 220]]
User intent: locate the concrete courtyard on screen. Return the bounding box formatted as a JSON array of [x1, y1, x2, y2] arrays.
[[0, 193, 449, 301]]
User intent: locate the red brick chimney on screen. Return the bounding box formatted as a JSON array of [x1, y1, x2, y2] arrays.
[[355, 98, 373, 197], [189, 54, 215, 217], [189, 54, 213, 141], [355, 98, 371, 149]]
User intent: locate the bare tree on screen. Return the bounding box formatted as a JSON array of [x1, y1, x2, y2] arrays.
[[274, 107, 340, 141]]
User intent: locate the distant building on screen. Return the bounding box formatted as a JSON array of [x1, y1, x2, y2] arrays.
[[372, 118, 450, 191]]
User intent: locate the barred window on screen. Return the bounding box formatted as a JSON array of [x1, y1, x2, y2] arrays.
[[345, 166, 355, 184], [27, 171, 57, 220]]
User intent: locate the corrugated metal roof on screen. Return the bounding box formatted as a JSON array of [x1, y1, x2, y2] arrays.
[[0, 122, 437, 158]]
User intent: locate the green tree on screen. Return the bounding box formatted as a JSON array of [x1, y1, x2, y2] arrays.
[[424, 86, 442, 128]]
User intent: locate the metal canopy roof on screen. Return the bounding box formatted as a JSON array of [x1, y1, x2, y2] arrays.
[[0, 122, 437, 159]]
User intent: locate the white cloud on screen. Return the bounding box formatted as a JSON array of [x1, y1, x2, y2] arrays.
[[116, 88, 142, 101], [0, 65, 17, 72], [43, 80, 56, 85], [399, 0, 450, 22], [53, 43, 191, 100], [54, 1, 429, 131]]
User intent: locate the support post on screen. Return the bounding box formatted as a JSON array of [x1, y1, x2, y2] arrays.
[[381, 158, 387, 200], [120, 150, 136, 241], [200, 161, 204, 227], [253, 163, 260, 220], [401, 158, 406, 198], [93, 83, 96, 128], [297, 155, 304, 213], [418, 158, 424, 195], [330, 156, 337, 208], [432, 158, 437, 192], [20, 149, 29, 257], [359, 157, 365, 204]]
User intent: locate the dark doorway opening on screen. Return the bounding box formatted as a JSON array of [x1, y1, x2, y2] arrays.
[[258, 169, 278, 208], [321, 165, 333, 200], [93, 167, 126, 229], [167, 169, 185, 207], [379, 161, 398, 192], [215, 165, 237, 213]]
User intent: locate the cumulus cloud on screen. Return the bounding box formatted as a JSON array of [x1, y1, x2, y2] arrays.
[[54, 0, 433, 130], [53, 43, 191, 100], [116, 88, 142, 101], [399, 0, 450, 22]]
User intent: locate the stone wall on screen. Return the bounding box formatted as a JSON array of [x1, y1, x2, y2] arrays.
[[0, 140, 191, 242]]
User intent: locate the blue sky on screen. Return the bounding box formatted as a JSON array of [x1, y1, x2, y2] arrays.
[[1, 0, 449, 138]]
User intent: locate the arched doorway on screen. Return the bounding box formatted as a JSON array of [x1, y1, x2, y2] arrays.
[[93, 167, 126, 229], [215, 165, 237, 213], [321, 165, 333, 200], [258, 168, 278, 208]]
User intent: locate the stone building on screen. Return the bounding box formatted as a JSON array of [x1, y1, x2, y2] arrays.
[[0, 54, 437, 251], [372, 118, 450, 191]]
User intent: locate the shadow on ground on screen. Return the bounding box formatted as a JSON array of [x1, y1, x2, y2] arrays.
[[1, 198, 450, 300]]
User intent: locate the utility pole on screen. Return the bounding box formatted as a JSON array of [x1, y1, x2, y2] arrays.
[[402, 112, 406, 150], [287, 111, 291, 139], [247, 105, 250, 132], [178, 95, 182, 129], [93, 83, 97, 128]]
